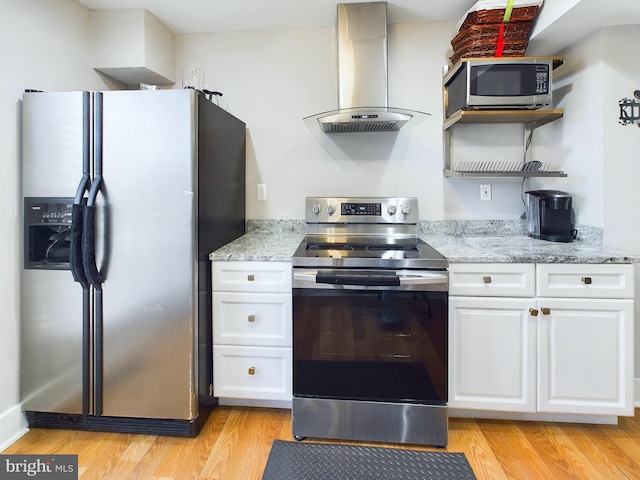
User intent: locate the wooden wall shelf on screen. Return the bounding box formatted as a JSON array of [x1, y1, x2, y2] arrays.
[[444, 109, 564, 131]]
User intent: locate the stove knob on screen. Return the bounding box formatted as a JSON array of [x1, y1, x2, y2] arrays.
[[401, 204, 411, 215], [326, 205, 335, 215], [387, 205, 397, 215], [311, 204, 321, 215]]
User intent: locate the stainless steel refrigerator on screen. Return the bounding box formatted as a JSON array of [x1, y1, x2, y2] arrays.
[[21, 89, 246, 436]]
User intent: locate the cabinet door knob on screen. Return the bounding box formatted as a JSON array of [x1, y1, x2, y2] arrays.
[[581, 276, 592, 285], [247, 274, 255, 281], [248, 314, 256, 323], [529, 308, 539, 316], [482, 276, 492, 284], [248, 367, 256, 375], [541, 307, 551, 315]]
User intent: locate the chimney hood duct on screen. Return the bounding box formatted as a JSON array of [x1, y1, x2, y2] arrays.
[[304, 2, 429, 134]]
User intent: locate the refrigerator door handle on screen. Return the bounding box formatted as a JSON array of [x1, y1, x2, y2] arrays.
[[82, 92, 105, 290], [82, 194, 103, 289], [82, 92, 105, 416], [70, 91, 92, 289], [70, 199, 89, 288], [69, 91, 93, 415]]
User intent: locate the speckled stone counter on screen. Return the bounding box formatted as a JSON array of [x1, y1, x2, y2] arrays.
[[209, 220, 640, 264], [422, 234, 640, 264], [209, 220, 304, 261], [420, 220, 640, 264]]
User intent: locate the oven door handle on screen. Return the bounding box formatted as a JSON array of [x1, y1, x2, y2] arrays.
[[316, 270, 400, 286], [294, 270, 448, 287]]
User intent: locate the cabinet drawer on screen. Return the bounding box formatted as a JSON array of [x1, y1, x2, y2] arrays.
[[449, 263, 535, 297], [537, 264, 634, 298], [213, 292, 291, 347], [213, 346, 291, 400], [213, 261, 291, 293]]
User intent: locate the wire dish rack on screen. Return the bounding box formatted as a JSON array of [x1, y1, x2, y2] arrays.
[[447, 161, 567, 178]]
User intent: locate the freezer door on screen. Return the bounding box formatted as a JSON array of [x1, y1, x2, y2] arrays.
[[22, 92, 89, 197], [99, 90, 198, 420], [21, 92, 90, 414], [21, 271, 85, 413]]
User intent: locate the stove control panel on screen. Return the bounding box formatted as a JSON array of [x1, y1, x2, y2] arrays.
[[341, 203, 381, 216], [306, 197, 418, 224]]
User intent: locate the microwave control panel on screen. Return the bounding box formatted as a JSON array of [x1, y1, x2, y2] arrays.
[[535, 65, 550, 94]]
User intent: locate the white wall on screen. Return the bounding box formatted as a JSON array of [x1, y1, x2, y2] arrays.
[[556, 24, 640, 403], [176, 24, 449, 220], [548, 31, 605, 228], [0, 0, 107, 450], [176, 22, 572, 221], [601, 25, 640, 252]]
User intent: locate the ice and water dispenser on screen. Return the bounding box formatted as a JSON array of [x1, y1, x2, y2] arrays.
[[24, 198, 74, 269]]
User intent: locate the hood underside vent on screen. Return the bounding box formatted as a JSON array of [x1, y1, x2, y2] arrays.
[[304, 107, 419, 133], [304, 2, 429, 134]]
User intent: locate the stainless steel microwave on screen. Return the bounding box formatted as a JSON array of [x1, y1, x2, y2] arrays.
[[444, 57, 554, 118]]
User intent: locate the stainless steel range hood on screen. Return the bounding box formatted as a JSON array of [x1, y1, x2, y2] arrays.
[[304, 2, 429, 134]]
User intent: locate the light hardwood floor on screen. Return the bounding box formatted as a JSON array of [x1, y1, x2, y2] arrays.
[[4, 407, 640, 479]]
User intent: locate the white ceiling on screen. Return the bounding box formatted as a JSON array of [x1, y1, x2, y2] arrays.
[[76, 0, 478, 34], [76, 0, 640, 55]]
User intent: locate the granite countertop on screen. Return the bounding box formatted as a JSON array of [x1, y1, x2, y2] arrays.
[[209, 220, 640, 264], [422, 234, 640, 264], [209, 220, 304, 262]]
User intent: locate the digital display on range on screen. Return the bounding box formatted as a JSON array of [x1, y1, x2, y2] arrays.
[[341, 203, 381, 215]]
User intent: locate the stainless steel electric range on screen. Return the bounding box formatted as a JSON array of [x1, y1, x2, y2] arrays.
[[291, 197, 449, 447]]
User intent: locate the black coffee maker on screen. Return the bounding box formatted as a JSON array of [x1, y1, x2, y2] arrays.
[[525, 190, 577, 242]]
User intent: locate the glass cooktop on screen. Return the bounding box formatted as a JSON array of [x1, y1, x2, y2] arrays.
[[292, 238, 448, 270]]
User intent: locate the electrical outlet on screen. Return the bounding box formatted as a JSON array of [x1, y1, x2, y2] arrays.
[[480, 184, 492, 201], [257, 183, 267, 201]]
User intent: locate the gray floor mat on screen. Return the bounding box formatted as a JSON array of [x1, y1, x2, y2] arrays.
[[262, 440, 477, 480]]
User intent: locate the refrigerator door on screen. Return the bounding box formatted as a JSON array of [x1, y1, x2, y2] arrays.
[[21, 270, 85, 413], [22, 92, 89, 198], [21, 92, 89, 413], [99, 90, 198, 420]]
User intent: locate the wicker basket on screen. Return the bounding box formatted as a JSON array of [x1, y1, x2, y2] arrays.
[[451, 22, 532, 51], [459, 6, 540, 30], [450, 41, 529, 64], [450, 5, 540, 64]]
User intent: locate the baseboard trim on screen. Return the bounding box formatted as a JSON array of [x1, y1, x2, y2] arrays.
[[635, 378, 640, 408], [0, 404, 28, 452]]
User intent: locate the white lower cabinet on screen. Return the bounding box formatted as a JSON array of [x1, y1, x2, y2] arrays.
[[212, 261, 292, 405], [537, 297, 633, 415], [449, 263, 635, 419], [449, 296, 536, 412]]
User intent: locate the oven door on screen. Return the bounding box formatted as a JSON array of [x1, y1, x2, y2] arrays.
[[292, 268, 448, 406]]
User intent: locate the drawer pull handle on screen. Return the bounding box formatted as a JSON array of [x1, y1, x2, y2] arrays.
[[582, 276, 592, 285], [529, 308, 539, 316], [482, 276, 492, 284], [541, 307, 551, 315], [248, 314, 256, 323], [248, 367, 256, 375], [247, 274, 255, 281]]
